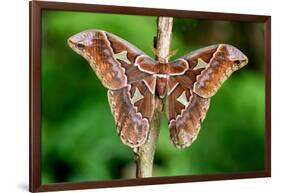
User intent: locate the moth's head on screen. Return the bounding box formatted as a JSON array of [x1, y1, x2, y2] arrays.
[[68, 30, 96, 61], [225, 45, 248, 69]]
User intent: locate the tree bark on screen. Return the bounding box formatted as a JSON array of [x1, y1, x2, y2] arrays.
[[155, 17, 174, 63], [134, 17, 173, 178]]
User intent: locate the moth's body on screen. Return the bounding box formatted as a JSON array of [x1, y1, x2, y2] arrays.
[[136, 60, 188, 98], [68, 30, 248, 148], [155, 77, 168, 98]]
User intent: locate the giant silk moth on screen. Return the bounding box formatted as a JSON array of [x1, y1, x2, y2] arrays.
[[68, 30, 248, 148]]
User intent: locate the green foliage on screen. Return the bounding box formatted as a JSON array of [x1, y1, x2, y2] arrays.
[[41, 10, 265, 183]]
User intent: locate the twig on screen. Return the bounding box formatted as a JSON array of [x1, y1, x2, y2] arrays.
[[155, 17, 174, 63], [134, 17, 173, 178]]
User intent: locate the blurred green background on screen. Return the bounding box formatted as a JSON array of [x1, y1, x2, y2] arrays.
[[41, 10, 265, 184]]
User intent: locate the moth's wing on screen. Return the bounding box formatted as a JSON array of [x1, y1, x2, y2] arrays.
[[68, 30, 157, 148], [167, 78, 210, 148], [168, 91, 210, 149], [108, 77, 156, 148], [181, 44, 248, 98], [104, 32, 157, 147], [167, 44, 248, 148], [68, 29, 154, 90]]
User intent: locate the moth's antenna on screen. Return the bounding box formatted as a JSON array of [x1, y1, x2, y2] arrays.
[[151, 47, 158, 56], [151, 47, 178, 61], [167, 48, 179, 59]]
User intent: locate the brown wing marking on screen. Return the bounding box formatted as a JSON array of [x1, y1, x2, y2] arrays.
[[167, 83, 190, 123], [131, 80, 156, 120]]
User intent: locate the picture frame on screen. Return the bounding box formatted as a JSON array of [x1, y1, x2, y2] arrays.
[[30, 0, 271, 192]]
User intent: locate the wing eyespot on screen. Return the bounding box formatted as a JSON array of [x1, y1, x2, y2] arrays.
[[233, 60, 241, 65], [76, 43, 85, 50]]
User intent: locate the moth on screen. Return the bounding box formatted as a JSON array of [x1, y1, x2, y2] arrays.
[[68, 30, 248, 148]]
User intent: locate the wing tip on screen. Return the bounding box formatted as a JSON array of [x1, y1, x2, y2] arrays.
[[170, 130, 200, 149], [169, 120, 201, 149], [118, 119, 150, 148]]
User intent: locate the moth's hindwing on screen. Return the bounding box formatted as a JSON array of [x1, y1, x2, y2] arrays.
[[108, 86, 148, 147], [166, 77, 210, 148], [108, 77, 156, 147]]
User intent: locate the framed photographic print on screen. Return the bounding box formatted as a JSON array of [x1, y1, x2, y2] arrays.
[[30, 0, 271, 192]]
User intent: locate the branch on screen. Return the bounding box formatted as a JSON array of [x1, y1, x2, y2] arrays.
[[134, 17, 173, 178], [155, 17, 174, 63]]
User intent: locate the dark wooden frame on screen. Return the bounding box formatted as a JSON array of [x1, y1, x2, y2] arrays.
[[29, 0, 271, 192]]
